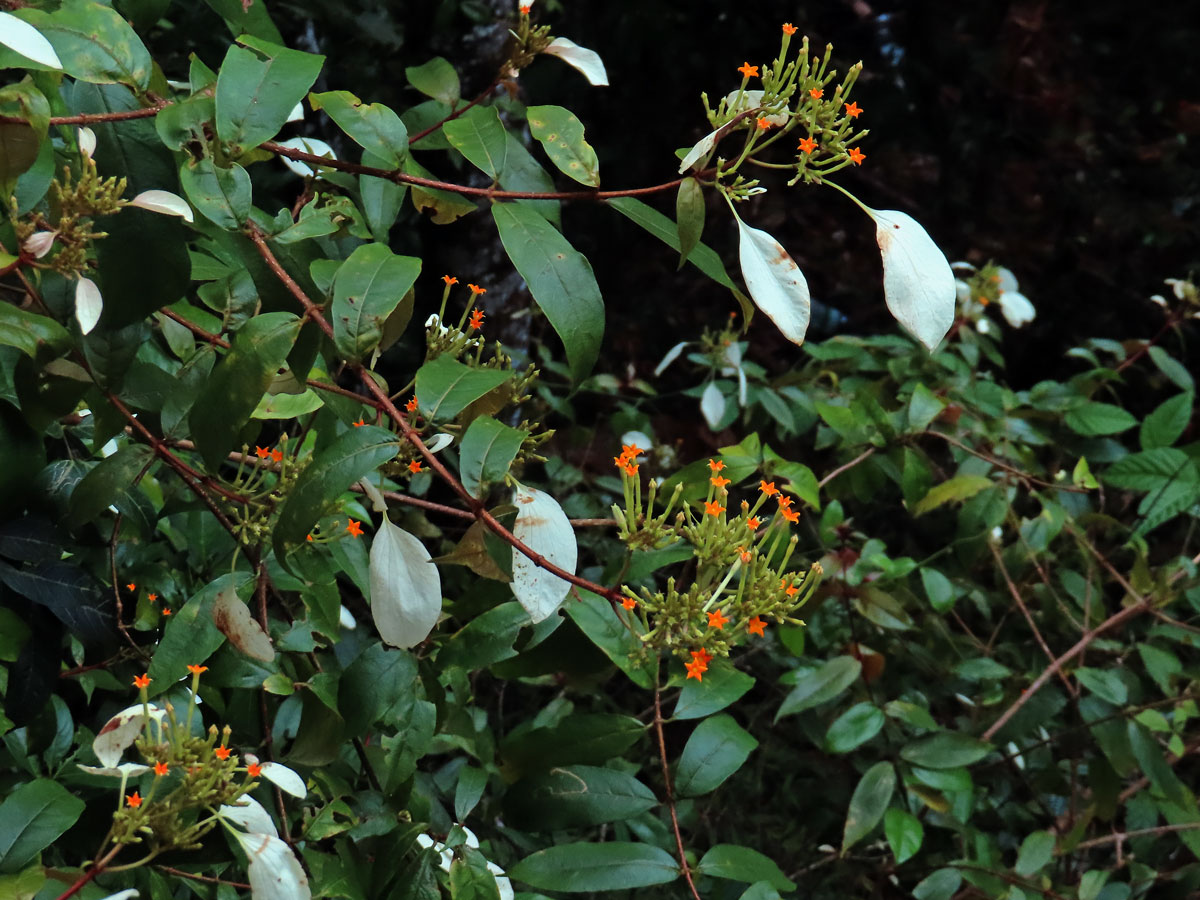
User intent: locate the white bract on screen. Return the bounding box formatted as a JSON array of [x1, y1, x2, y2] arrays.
[[722, 89, 788, 126], [619, 431, 652, 460], [233, 832, 311, 900], [338, 605, 357, 629], [0, 12, 62, 68], [219, 796, 278, 837], [867, 208, 955, 351], [678, 128, 718, 175], [75, 277, 102, 334], [416, 827, 514, 900], [700, 381, 726, 430], [542, 38, 609, 86], [129, 190, 194, 223], [735, 216, 811, 344], [259, 761, 306, 798], [274, 137, 337, 177], [96, 892, 139, 900], [23, 231, 56, 258], [369, 516, 442, 648], [424, 433, 454, 453], [77, 127, 96, 159], [92, 702, 165, 767], [993, 266, 1036, 327], [654, 340, 688, 375], [511, 483, 577, 623]]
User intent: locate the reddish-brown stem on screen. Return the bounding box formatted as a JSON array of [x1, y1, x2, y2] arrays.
[[0, 103, 169, 126], [153, 866, 250, 889], [407, 79, 501, 145], [817, 447, 875, 489], [53, 846, 123, 900], [245, 226, 334, 338], [921, 430, 1088, 493], [1075, 821, 1200, 851], [1114, 311, 1186, 374], [989, 542, 1073, 693], [653, 681, 703, 900]]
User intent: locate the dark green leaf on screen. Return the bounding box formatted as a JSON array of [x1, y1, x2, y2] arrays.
[[1075, 667, 1128, 705], [337, 644, 418, 734], [673, 661, 754, 720], [405, 58, 460, 106], [527, 105, 599, 187], [504, 765, 657, 830], [1014, 830, 1055, 877], [0, 560, 112, 644], [1064, 401, 1138, 437], [842, 761, 895, 851], [776, 655, 861, 719], [1104, 448, 1191, 491], [414, 355, 513, 422], [449, 849, 502, 900], [675, 713, 758, 797], [0, 779, 85, 873], [696, 845, 794, 891], [884, 808, 923, 863], [67, 444, 154, 527], [492, 202, 604, 380], [459, 417, 527, 498], [900, 733, 992, 769], [215, 37, 324, 151], [825, 702, 886, 754], [500, 714, 645, 777], [508, 843, 679, 892], [913, 475, 993, 516], [919, 567, 955, 612], [564, 591, 656, 689], [1140, 392, 1192, 449], [607, 196, 737, 290], [310, 90, 407, 168], [443, 106, 508, 180], [438, 601, 528, 670], [0, 304, 70, 360], [16, 0, 151, 90], [147, 573, 249, 693], [675, 176, 705, 267], [331, 243, 422, 362], [912, 868, 961, 900], [180, 157, 251, 230]]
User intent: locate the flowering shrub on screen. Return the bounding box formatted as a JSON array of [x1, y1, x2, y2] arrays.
[[0, 4, 1199, 900]]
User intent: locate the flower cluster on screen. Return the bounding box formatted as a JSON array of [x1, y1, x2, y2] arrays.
[[953, 261, 1036, 332]]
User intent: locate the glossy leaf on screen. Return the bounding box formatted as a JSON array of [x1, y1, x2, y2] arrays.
[[510, 482, 577, 623], [608, 196, 738, 290], [0, 780, 85, 874], [527, 105, 599, 187], [331, 243, 422, 362], [508, 843, 677, 892], [309, 90, 407, 168], [734, 215, 811, 344], [824, 702, 886, 754], [443, 107, 508, 180], [14, 0, 151, 89], [68, 444, 154, 527], [459, 417, 528, 499], [405, 57, 461, 106], [900, 733, 992, 769], [180, 158, 251, 230], [842, 761, 895, 851], [868, 208, 955, 351], [884, 807, 923, 864], [776, 655, 862, 720], [675, 714, 758, 797], [492, 202, 604, 380], [673, 661, 755, 720], [503, 766, 657, 831], [414, 355, 514, 422], [695, 845, 794, 891], [0, 303, 70, 359], [564, 591, 655, 689], [369, 516, 442, 649], [215, 37, 324, 151], [148, 574, 250, 692]]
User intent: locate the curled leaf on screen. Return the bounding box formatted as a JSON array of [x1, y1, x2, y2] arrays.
[[867, 208, 955, 351], [369, 516, 442, 648], [129, 190, 194, 223], [542, 37, 609, 86], [734, 216, 810, 344], [75, 276, 102, 335], [511, 483, 577, 623], [93, 703, 165, 767]]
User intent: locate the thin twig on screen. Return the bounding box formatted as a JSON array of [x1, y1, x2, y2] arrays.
[[0, 102, 169, 126], [153, 866, 250, 889], [989, 542, 1073, 693], [1075, 821, 1200, 851], [407, 79, 501, 144], [52, 846, 123, 900], [817, 448, 875, 489], [653, 681, 703, 900], [922, 430, 1088, 493]]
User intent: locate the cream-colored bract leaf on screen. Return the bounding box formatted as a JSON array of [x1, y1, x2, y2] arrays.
[[722, 89, 788, 125], [425, 433, 453, 453], [678, 128, 718, 175], [358, 477, 388, 513], [654, 341, 688, 376], [0, 13, 62, 69], [219, 796, 278, 836], [129, 190, 194, 223], [77, 762, 151, 778], [274, 137, 337, 177], [75, 277, 102, 335], [735, 217, 811, 345], [999, 291, 1035, 327], [77, 127, 96, 159], [511, 483, 577, 623], [212, 587, 275, 662], [97, 891, 139, 900], [868, 208, 955, 351], [700, 381, 725, 430], [92, 702, 164, 767], [369, 516, 442, 648], [260, 761, 306, 798], [23, 231, 56, 258], [233, 832, 311, 900], [542, 38, 609, 86]]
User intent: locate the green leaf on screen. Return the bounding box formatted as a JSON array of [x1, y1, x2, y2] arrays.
[[776, 655, 861, 719], [1104, 447, 1192, 491], [675, 176, 705, 268], [565, 591, 656, 689], [0, 304, 70, 359], [1015, 829, 1055, 877], [675, 713, 758, 797], [919, 567, 955, 613], [449, 849, 502, 900], [508, 843, 679, 892], [273, 425, 398, 559], [912, 868, 961, 900], [405, 57, 461, 106], [527, 105, 599, 187], [337, 642, 418, 734], [360, 150, 408, 242], [492, 202, 604, 381], [884, 807, 923, 864], [825, 702, 886, 754], [180, 158, 251, 230], [607, 196, 737, 290], [0, 780, 85, 874], [454, 766, 488, 822], [1149, 345, 1194, 391], [331, 243, 422, 362], [414, 355, 514, 422], [842, 761, 895, 851], [405, 155, 479, 224], [201, 0, 283, 42], [443, 106, 508, 180], [1064, 401, 1138, 437], [900, 732, 992, 769], [148, 573, 251, 693], [0, 81, 48, 184], [908, 383, 945, 431], [310, 90, 407, 168], [737, 883, 783, 900], [459, 417, 527, 499], [695, 845, 794, 891], [189, 313, 302, 469], [1127, 720, 1187, 806], [215, 37, 324, 152], [438, 601, 527, 670], [673, 661, 755, 720], [1075, 667, 1128, 705], [499, 132, 560, 226], [1140, 392, 1192, 449], [67, 444, 154, 527], [500, 714, 645, 777], [15, 0, 152, 90], [912, 474, 993, 516], [252, 389, 324, 419], [503, 765, 657, 830]]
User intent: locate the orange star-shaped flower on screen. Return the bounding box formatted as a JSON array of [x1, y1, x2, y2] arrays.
[[707, 608, 729, 630], [187, 664, 208, 675], [154, 761, 169, 776], [622, 444, 645, 460], [247, 762, 263, 777], [685, 659, 706, 681], [759, 480, 778, 496], [147, 593, 157, 603], [782, 508, 800, 524], [747, 616, 767, 637], [346, 520, 364, 538], [271, 449, 283, 463], [468, 309, 485, 330], [133, 673, 150, 689], [408, 460, 423, 474], [782, 23, 797, 35], [161, 608, 172, 616], [125, 582, 136, 591], [798, 136, 817, 154], [468, 284, 486, 295], [622, 462, 639, 477], [755, 117, 772, 130], [848, 147, 865, 165], [737, 62, 758, 78], [519, 3, 531, 13], [255, 446, 269, 459], [704, 500, 725, 517], [214, 746, 231, 760], [844, 101, 862, 118], [710, 475, 731, 489], [621, 596, 637, 610], [691, 648, 713, 666], [777, 495, 793, 509], [747, 516, 761, 530], [783, 581, 799, 597], [443, 275, 458, 285], [126, 791, 142, 808], [306, 533, 314, 542], [352, 418, 366, 427], [405, 396, 419, 413], [708, 459, 724, 473], [809, 88, 824, 99]]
